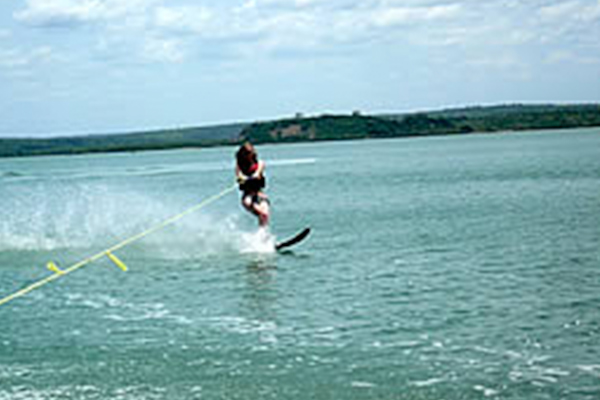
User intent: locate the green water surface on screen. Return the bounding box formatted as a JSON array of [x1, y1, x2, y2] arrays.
[[1, 128, 600, 399]]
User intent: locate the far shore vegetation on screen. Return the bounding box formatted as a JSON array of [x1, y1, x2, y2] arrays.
[[1, 104, 599, 158]]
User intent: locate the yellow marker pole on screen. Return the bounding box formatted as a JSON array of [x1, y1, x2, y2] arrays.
[[106, 252, 128, 272], [47, 262, 64, 275], [0, 183, 237, 307]]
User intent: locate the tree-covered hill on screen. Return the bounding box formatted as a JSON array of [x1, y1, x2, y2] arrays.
[[1, 104, 599, 158], [240, 104, 600, 143], [0, 123, 247, 157], [384, 104, 600, 133]]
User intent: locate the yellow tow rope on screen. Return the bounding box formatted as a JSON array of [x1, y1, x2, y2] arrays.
[[0, 183, 237, 308]]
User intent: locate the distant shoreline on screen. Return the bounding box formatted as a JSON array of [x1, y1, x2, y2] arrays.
[[1, 104, 599, 158]]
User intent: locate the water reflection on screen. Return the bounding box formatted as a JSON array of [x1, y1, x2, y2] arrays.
[[242, 255, 279, 323]]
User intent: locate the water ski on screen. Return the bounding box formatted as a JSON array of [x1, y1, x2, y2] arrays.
[[275, 228, 311, 251]]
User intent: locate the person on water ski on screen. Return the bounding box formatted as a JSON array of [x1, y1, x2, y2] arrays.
[[235, 142, 270, 227]]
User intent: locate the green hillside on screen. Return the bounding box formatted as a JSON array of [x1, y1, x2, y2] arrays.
[[1, 104, 599, 158], [241, 104, 600, 143], [0, 123, 247, 157], [384, 104, 600, 133]]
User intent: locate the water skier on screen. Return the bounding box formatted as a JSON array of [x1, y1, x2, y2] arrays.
[[235, 142, 270, 227]]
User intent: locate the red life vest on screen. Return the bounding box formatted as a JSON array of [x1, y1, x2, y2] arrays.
[[239, 161, 265, 193], [246, 162, 259, 175]]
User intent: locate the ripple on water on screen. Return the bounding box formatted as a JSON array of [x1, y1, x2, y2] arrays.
[[577, 364, 600, 378], [473, 385, 499, 397], [64, 293, 194, 326], [410, 377, 447, 387]]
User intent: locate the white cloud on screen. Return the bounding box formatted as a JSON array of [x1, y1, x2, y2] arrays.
[[539, 0, 600, 22], [370, 4, 462, 27], [142, 36, 185, 63], [4, 0, 502, 64], [467, 54, 524, 70], [545, 49, 600, 65], [534, 0, 600, 50], [153, 6, 212, 34], [15, 0, 106, 26], [242, 0, 328, 9], [0, 49, 28, 69], [10, 0, 600, 67], [0, 46, 56, 69], [14, 0, 157, 27], [223, 2, 466, 55]]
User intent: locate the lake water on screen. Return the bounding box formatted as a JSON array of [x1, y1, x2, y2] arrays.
[[1, 128, 600, 399]]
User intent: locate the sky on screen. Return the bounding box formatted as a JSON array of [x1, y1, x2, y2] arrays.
[[0, 0, 599, 137]]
